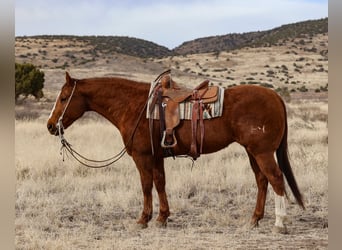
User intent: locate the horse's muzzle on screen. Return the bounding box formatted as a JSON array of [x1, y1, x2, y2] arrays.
[[47, 123, 60, 136]]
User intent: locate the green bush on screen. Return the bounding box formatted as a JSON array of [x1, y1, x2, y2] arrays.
[[15, 63, 45, 100]]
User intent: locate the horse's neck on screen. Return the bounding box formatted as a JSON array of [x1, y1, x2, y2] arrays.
[[82, 78, 149, 129]]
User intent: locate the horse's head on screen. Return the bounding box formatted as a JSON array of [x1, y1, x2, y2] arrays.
[[47, 72, 88, 135]]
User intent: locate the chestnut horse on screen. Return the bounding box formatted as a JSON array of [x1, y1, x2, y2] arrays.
[[47, 72, 304, 233]]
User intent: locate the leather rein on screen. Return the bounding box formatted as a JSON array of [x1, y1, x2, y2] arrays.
[[56, 80, 149, 168]]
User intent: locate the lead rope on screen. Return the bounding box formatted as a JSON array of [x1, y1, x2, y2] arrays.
[[58, 101, 149, 168], [58, 122, 127, 168]]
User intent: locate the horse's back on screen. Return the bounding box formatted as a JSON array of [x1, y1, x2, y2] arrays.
[[226, 84, 283, 106]]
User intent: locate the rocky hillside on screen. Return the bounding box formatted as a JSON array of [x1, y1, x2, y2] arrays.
[[16, 35, 172, 59], [173, 18, 328, 55], [158, 33, 328, 99], [16, 18, 327, 60]]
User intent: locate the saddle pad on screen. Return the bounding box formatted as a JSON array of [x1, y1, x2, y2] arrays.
[[147, 83, 225, 120]]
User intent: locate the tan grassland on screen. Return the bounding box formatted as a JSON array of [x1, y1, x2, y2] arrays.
[[15, 100, 327, 249], [15, 33, 328, 249]]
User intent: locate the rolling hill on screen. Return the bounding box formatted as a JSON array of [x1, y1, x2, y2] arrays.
[[16, 18, 327, 59], [173, 18, 328, 55]]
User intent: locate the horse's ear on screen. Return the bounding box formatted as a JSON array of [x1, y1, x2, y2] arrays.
[[65, 71, 73, 85]]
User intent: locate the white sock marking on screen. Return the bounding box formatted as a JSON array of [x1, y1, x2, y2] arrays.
[[274, 193, 286, 228]]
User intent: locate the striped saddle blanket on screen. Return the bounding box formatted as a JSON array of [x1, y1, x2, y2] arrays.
[[146, 83, 225, 120]]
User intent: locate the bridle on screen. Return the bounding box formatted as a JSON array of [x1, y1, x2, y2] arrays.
[[56, 79, 148, 168], [56, 80, 77, 136]]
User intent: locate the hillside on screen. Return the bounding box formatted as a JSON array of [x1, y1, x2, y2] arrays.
[[16, 18, 327, 59], [16, 35, 172, 60], [15, 35, 168, 81], [159, 33, 328, 96], [173, 18, 328, 55]]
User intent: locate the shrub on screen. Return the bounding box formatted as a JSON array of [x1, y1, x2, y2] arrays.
[[260, 83, 274, 88], [15, 63, 45, 101], [281, 65, 288, 71], [320, 84, 328, 92], [276, 87, 291, 102], [297, 86, 308, 92]]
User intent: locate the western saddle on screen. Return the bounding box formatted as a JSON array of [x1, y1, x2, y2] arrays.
[[149, 70, 219, 160]]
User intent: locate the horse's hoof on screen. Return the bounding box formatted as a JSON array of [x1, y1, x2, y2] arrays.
[[272, 225, 288, 234], [249, 219, 259, 229], [155, 220, 167, 228], [135, 222, 148, 230]]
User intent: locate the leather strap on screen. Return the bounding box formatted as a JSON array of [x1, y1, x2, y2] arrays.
[[158, 89, 166, 138], [199, 101, 204, 154], [189, 99, 199, 159], [148, 85, 161, 155], [158, 89, 174, 157], [189, 88, 209, 160]]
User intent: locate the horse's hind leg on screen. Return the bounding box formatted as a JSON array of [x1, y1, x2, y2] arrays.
[[247, 152, 268, 228], [253, 152, 288, 233], [152, 157, 170, 227]]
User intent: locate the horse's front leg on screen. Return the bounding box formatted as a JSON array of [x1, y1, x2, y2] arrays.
[[153, 157, 170, 227], [133, 153, 154, 228]]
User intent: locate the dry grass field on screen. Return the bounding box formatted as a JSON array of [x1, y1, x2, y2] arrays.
[[15, 32, 328, 249], [15, 99, 327, 249]]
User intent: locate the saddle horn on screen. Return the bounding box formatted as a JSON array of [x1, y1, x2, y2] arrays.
[[154, 69, 171, 82]]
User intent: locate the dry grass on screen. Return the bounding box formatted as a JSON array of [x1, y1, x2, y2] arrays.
[[15, 100, 327, 249]]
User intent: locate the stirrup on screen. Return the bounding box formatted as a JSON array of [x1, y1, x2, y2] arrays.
[[161, 131, 177, 148]]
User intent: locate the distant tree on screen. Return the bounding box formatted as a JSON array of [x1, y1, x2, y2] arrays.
[[15, 63, 45, 101]]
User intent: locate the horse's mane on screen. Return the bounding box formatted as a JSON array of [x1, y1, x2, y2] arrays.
[[78, 76, 150, 91]]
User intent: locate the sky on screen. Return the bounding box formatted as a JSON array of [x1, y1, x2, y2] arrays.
[[15, 0, 328, 49]]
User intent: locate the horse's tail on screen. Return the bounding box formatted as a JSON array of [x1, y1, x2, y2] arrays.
[[276, 101, 305, 209]]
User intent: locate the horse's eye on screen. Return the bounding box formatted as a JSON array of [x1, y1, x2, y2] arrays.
[[60, 97, 67, 103]]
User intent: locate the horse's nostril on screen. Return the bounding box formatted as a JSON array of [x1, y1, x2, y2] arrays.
[[47, 123, 53, 131]]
